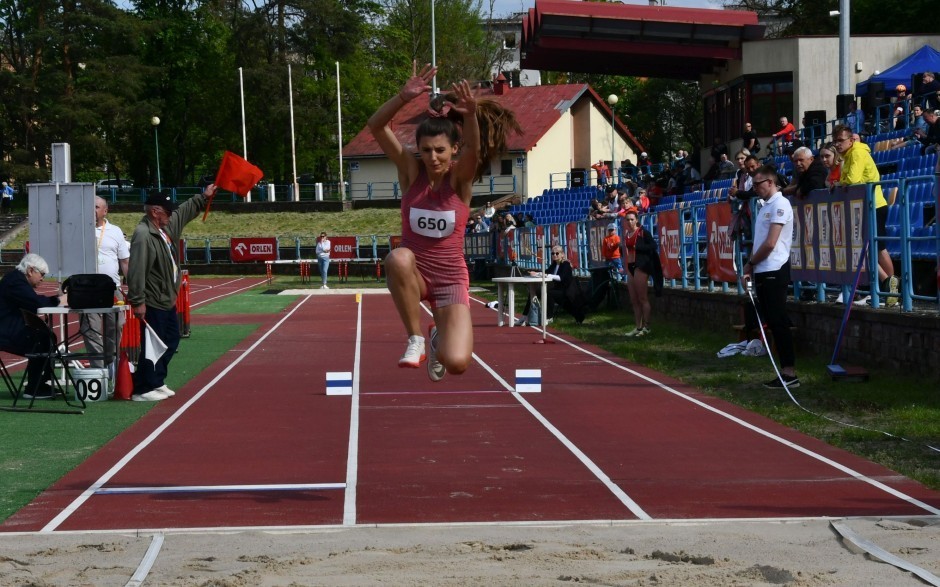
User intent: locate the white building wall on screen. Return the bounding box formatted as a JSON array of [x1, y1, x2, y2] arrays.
[[527, 110, 575, 197]]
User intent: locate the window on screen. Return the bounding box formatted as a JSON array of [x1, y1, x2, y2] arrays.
[[500, 159, 513, 175], [503, 34, 516, 49], [748, 76, 793, 137]]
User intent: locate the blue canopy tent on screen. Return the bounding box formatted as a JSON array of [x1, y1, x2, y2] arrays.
[[856, 45, 940, 98]]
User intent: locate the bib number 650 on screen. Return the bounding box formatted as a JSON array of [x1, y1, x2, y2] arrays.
[[417, 216, 448, 232]]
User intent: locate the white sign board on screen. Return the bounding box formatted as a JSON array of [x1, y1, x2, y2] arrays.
[[28, 183, 96, 280]]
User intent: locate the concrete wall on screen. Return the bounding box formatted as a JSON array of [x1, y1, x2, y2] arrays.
[[530, 108, 575, 195]]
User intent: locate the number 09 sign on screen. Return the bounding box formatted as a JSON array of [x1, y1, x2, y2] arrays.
[[72, 369, 110, 402]]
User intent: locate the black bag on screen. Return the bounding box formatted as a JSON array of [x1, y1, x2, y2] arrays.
[[62, 274, 116, 309]]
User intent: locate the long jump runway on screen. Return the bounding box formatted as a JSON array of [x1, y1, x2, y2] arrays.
[[3, 288, 939, 533]]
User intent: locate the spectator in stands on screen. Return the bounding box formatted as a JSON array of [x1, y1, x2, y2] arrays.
[[741, 122, 760, 155], [621, 179, 637, 199], [890, 104, 928, 150], [591, 159, 610, 187], [893, 85, 911, 131], [784, 147, 827, 199], [472, 213, 488, 233], [717, 153, 736, 180], [672, 150, 686, 171], [920, 109, 940, 155], [517, 245, 585, 326], [772, 116, 796, 154], [843, 101, 865, 135], [637, 152, 652, 174], [604, 185, 620, 215], [616, 194, 633, 216], [918, 72, 940, 111], [589, 198, 608, 220], [484, 201, 496, 220], [465, 215, 479, 234], [742, 164, 798, 389], [834, 124, 898, 305], [679, 160, 701, 189], [635, 188, 650, 213], [731, 150, 752, 192], [622, 209, 661, 337], [602, 223, 625, 282], [0, 254, 67, 399], [818, 143, 843, 189], [523, 213, 536, 228]]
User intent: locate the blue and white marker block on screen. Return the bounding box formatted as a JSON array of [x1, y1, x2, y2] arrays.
[[326, 371, 353, 396], [515, 369, 542, 393]]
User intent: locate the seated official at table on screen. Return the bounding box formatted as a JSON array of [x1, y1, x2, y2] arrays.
[[0, 254, 67, 399], [517, 246, 586, 326]]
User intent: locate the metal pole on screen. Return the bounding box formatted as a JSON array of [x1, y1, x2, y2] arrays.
[[607, 94, 618, 184], [288, 64, 299, 202], [239, 67, 248, 158], [838, 0, 850, 95], [151, 117, 161, 190], [430, 0, 438, 94], [337, 61, 345, 201]]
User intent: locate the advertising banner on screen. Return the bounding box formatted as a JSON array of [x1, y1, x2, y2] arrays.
[[705, 203, 737, 283], [789, 185, 868, 285], [657, 209, 682, 280], [586, 218, 610, 269], [565, 223, 580, 269], [330, 236, 357, 260], [230, 237, 277, 262]]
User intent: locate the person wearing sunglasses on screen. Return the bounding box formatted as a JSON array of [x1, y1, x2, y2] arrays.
[[517, 248, 585, 326], [742, 165, 798, 389], [0, 254, 67, 399]]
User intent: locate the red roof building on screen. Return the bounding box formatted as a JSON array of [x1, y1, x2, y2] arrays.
[[343, 79, 643, 199]]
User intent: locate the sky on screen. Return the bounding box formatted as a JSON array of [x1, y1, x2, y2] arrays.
[[488, 0, 722, 19]]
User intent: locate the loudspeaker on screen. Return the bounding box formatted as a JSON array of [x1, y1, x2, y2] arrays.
[[803, 110, 827, 126], [866, 81, 886, 111], [836, 94, 855, 119]]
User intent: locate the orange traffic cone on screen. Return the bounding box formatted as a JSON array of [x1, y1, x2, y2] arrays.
[[115, 351, 134, 400]]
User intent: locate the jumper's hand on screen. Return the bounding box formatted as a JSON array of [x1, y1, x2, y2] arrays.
[[400, 61, 436, 102], [450, 80, 477, 117]]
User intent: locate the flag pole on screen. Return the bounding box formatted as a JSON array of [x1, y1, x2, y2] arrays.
[[336, 61, 345, 201], [288, 64, 299, 203], [239, 67, 251, 202]]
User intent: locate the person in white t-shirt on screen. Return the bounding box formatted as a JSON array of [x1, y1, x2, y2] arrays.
[[80, 196, 130, 370], [315, 232, 331, 289], [742, 165, 798, 390]]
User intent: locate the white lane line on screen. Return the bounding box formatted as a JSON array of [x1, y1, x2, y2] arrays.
[[360, 390, 507, 396], [343, 295, 364, 526], [190, 279, 266, 308], [415, 302, 651, 520], [96, 483, 345, 495], [525, 324, 940, 516], [39, 295, 314, 533], [124, 532, 164, 587]]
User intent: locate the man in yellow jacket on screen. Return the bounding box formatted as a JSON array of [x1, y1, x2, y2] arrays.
[[833, 124, 898, 306]]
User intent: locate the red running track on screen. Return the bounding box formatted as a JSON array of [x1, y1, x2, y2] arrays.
[[3, 288, 939, 533]]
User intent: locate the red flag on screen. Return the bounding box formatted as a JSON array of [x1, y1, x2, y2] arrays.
[[214, 151, 263, 196]]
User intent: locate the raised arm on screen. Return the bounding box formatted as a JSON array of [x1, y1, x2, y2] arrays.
[[368, 61, 436, 189], [448, 79, 479, 205]]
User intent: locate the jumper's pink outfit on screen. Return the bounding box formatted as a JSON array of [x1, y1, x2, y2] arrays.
[[399, 168, 470, 308]]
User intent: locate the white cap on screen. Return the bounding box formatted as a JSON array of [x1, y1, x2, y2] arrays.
[[641, 152, 647, 157]]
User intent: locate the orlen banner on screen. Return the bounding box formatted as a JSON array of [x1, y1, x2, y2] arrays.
[[329, 236, 357, 260], [705, 203, 737, 282], [657, 209, 682, 280], [230, 237, 277, 262]]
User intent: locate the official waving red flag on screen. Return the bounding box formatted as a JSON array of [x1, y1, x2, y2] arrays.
[[215, 151, 263, 195], [203, 151, 264, 221]]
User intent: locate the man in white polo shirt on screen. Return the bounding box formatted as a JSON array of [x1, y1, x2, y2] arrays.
[[80, 196, 130, 372], [742, 164, 798, 389]]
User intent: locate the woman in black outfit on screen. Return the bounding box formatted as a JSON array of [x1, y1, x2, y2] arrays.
[[622, 210, 660, 337]]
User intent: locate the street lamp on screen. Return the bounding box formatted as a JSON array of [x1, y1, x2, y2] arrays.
[[607, 94, 618, 183], [151, 116, 161, 190]]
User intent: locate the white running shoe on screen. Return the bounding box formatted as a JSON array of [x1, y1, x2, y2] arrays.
[[132, 389, 169, 401], [321, 285, 329, 290], [427, 324, 446, 382], [624, 327, 641, 337], [156, 385, 176, 397], [398, 335, 426, 368]]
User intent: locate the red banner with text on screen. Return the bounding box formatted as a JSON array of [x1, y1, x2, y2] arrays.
[[705, 203, 737, 283], [230, 237, 277, 262], [656, 209, 682, 280], [330, 236, 357, 260]]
